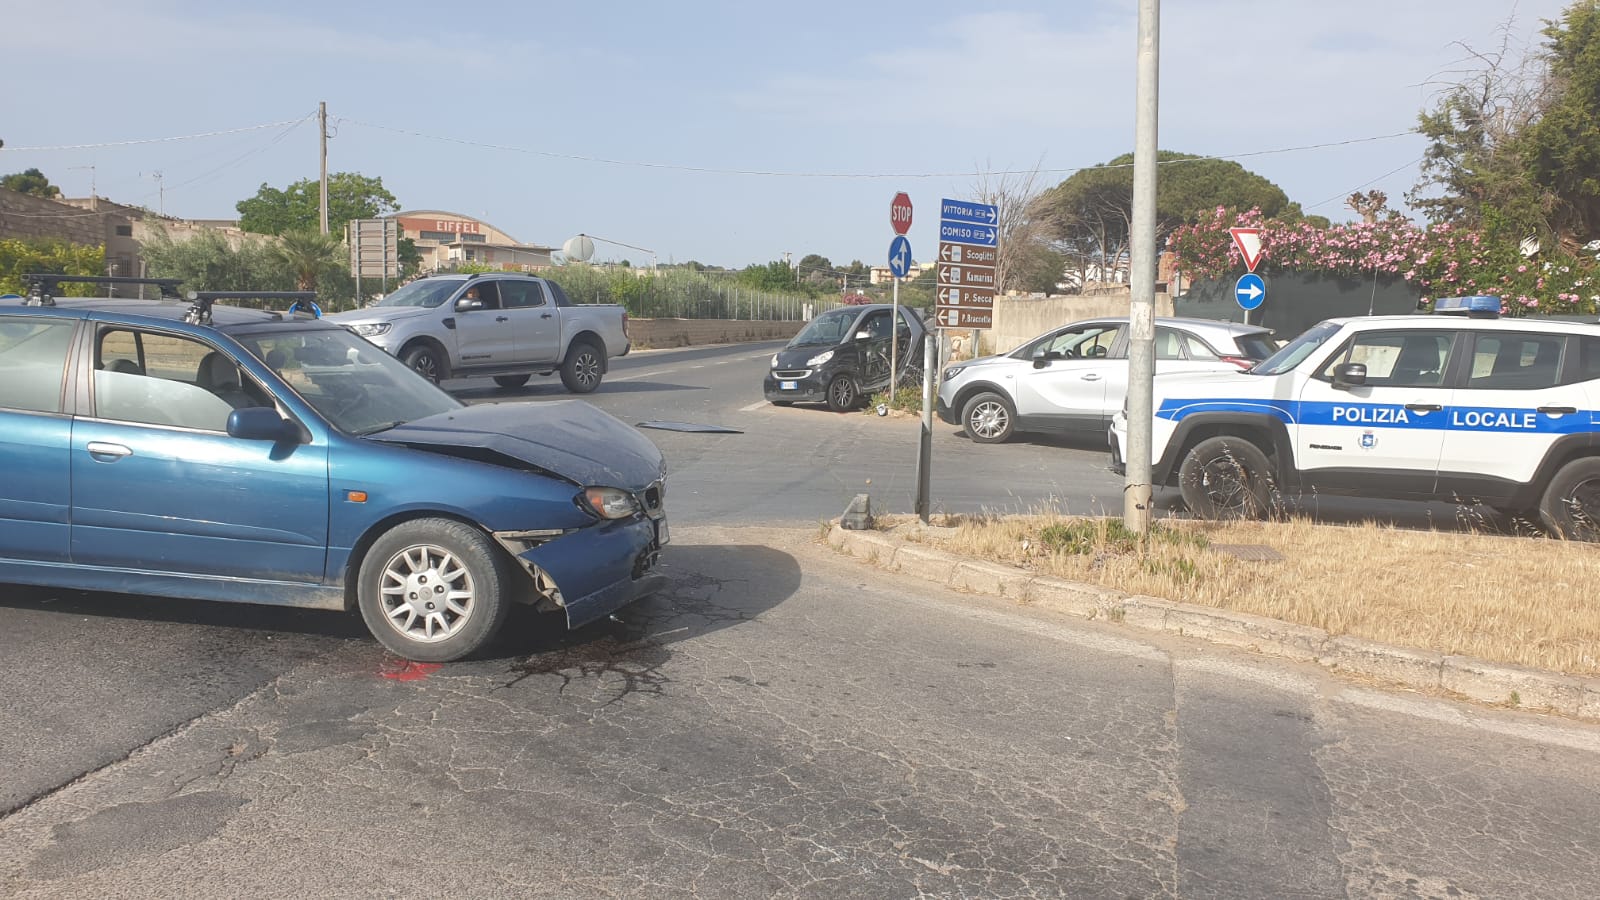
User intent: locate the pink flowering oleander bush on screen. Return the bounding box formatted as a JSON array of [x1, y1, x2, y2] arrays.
[[1169, 207, 1600, 317]]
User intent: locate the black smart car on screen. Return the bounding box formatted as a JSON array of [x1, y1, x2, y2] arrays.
[[763, 304, 929, 411]]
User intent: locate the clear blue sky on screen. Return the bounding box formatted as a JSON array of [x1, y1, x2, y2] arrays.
[[0, 0, 1571, 268]]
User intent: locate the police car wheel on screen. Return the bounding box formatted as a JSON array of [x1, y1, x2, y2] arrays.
[[1538, 458, 1600, 541], [1178, 436, 1274, 520]]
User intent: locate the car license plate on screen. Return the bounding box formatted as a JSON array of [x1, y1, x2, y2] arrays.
[[780, 381, 797, 390], [655, 517, 670, 546]]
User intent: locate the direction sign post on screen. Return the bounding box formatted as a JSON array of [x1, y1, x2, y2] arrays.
[[1234, 272, 1265, 324]]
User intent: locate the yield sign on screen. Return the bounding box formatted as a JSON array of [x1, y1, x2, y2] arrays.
[[1230, 227, 1264, 273]]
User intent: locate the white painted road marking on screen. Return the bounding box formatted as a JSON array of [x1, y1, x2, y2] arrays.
[[739, 401, 770, 412]]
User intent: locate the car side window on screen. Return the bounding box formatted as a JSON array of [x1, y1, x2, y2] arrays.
[[1043, 325, 1121, 359], [0, 316, 75, 413], [500, 281, 547, 309], [460, 282, 501, 310], [1321, 331, 1454, 388], [861, 311, 892, 340], [1155, 327, 1184, 360], [1581, 337, 1600, 383], [1466, 333, 1565, 390], [1180, 332, 1219, 359], [93, 328, 269, 431]]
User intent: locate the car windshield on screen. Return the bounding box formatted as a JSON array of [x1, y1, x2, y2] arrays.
[[370, 279, 463, 309], [239, 328, 462, 434], [1233, 334, 1279, 360], [788, 309, 857, 347], [1249, 321, 1340, 375]]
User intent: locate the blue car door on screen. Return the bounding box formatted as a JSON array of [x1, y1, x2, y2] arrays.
[[0, 315, 78, 565], [68, 322, 330, 583]]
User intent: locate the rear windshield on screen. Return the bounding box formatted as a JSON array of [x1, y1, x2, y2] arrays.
[[1233, 334, 1278, 360]]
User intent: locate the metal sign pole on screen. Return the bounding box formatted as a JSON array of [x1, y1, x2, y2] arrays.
[[915, 331, 935, 522], [890, 276, 900, 391]]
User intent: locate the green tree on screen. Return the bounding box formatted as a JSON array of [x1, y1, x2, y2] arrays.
[[0, 238, 103, 294], [1, 167, 62, 199], [1039, 151, 1296, 280], [1519, 1, 1600, 246], [236, 172, 399, 236], [738, 259, 801, 292], [271, 230, 346, 292], [140, 230, 291, 293]]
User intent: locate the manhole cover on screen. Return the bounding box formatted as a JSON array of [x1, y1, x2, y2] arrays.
[[1209, 543, 1285, 562]]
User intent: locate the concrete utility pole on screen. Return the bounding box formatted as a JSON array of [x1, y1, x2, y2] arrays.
[[1124, 0, 1160, 534], [319, 101, 330, 235]]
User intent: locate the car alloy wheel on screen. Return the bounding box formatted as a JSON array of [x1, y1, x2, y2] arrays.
[[378, 543, 476, 643], [968, 400, 1009, 439], [826, 375, 857, 411]]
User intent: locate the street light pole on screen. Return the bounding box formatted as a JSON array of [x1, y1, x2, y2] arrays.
[[1124, 0, 1161, 534]]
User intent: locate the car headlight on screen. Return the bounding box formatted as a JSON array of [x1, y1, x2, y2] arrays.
[[942, 366, 966, 381], [580, 486, 640, 520], [348, 322, 392, 337], [771, 354, 780, 367], [806, 350, 834, 366]]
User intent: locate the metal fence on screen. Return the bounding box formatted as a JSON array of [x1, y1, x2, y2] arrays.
[[539, 267, 842, 320]]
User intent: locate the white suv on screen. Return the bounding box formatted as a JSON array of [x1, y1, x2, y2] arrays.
[[1109, 297, 1600, 538], [938, 317, 1274, 444]]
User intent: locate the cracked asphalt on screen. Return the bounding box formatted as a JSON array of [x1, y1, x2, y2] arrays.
[[3, 343, 1598, 897]]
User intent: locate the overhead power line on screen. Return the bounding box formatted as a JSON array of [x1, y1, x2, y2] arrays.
[[0, 115, 315, 153], [338, 117, 1419, 180]]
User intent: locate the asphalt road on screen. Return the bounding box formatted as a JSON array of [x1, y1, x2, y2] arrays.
[[2, 342, 1596, 897]]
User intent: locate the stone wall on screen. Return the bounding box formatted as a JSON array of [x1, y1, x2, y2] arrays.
[[0, 188, 116, 246], [629, 318, 804, 349], [978, 288, 1174, 356]]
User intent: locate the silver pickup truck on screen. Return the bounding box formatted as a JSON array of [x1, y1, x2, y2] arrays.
[[327, 273, 630, 392]]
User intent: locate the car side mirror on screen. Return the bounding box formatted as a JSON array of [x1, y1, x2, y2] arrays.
[[854, 330, 872, 341], [227, 407, 297, 442], [1333, 362, 1367, 389], [1033, 349, 1062, 369], [456, 297, 484, 312]]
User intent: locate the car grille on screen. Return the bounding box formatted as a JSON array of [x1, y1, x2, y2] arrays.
[[773, 369, 812, 379]]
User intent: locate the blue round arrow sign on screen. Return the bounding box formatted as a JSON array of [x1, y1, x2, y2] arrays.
[[887, 235, 912, 279], [1234, 273, 1265, 311]]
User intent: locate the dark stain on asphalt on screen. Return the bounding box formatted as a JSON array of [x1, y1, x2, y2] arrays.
[[502, 632, 672, 705], [28, 791, 245, 880]]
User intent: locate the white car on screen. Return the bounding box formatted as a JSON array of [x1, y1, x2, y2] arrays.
[[1109, 297, 1600, 538], [937, 317, 1275, 443]]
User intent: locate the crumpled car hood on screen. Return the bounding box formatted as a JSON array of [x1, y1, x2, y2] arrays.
[[371, 400, 664, 489]]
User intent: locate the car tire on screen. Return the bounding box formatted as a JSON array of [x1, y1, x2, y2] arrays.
[[1178, 436, 1275, 520], [961, 391, 1015, 444], [357, 518, 512, 663], [493, 374, 531, 389], [560, 341, 604, 393], [1538, 457, 1600, 541], [401, 343, 449, 383], [825, 375, 859, 412]]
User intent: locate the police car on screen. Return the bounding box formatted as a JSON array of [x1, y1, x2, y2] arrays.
[[1108, 296, 1600, 538]]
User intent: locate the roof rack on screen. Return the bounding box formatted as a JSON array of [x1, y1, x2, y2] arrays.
[[183, 291, 320, 325], [21, 273, 185, 306]]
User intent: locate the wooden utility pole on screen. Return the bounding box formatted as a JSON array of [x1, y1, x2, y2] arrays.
[[319, 101, 329, 235]]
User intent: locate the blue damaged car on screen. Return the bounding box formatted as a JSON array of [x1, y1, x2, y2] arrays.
[[0, 276, 668, 661]]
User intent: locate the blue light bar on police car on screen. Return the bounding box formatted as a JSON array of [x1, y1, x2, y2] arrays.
[[1433, 296, 1502, 318]]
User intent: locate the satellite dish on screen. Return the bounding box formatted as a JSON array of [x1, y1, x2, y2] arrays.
[[563, 235, 596, 262]]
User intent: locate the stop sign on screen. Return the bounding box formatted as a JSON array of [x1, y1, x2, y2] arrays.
[[890, 192, 913, 235]]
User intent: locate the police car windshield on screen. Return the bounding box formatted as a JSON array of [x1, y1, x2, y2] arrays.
[[1249, 322, 1340, 375]]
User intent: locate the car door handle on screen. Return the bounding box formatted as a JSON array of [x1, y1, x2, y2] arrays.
[[1404, 403, 1442, 412], [495, 315, 510, 322], [540, 313, 553, 319], [1080, 374, 1102, 381], [86, 442, 132, 460], [1538, 405, 1578, 414]]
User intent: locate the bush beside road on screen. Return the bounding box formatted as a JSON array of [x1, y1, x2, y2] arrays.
[[829, 515, 1600, 721]]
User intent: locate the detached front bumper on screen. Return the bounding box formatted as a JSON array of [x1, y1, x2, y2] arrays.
[[763, 367, 828, 402], [507, 512, 667, 629]]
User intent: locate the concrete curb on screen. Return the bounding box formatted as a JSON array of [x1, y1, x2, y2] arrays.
[[828, 524, 1600, 723]]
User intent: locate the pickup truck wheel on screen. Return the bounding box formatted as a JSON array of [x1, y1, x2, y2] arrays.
[[961, 391, 1014, 444], [1538, 458, 1600, 541], [1178, 436, 1275, 520], [401, 344, 448, 383], [560, 341, 604, 393], [493, 374, 531, 389], [825, 375, 859, 412], [357, 518, 511, 663]]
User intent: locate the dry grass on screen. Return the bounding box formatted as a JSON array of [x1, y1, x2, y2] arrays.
[[880, 513, 1600, 677]]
